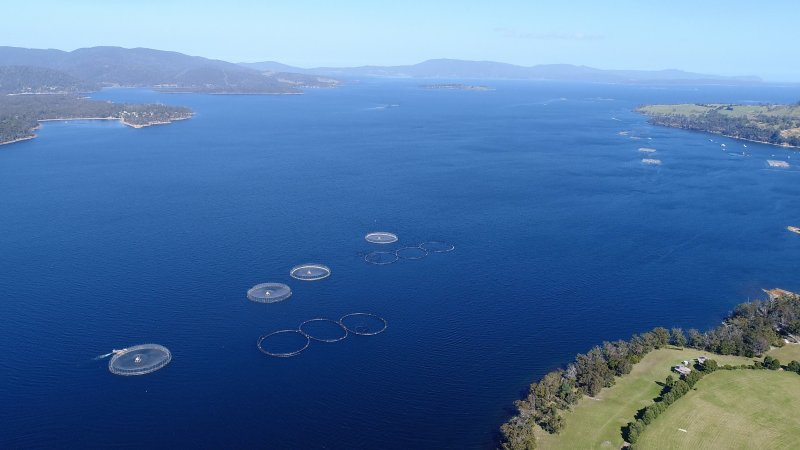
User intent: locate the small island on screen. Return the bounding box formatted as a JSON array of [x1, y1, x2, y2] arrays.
[[419, 83, 494, 91], [636, 103, 800, 148]]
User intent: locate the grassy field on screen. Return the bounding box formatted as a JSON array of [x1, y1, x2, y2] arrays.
[[636, 370, 800, 449], [766, 343, 800, 363], [535, 348, 753, 449]]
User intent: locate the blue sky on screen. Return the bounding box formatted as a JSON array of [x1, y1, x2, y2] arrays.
[[2, 0, 798, 81]]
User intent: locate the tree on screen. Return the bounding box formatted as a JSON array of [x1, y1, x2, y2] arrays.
[[670, 328, 687, 348], [574, 347, 615, 396], [671, 380, 690, 397], [764, 356, 781, 370], [702, 359, 718, 372], [786, 321, 800, 335], [787, 360, 800, 374], [687, 329, 704, 348], [652, 327, 671, 348], [625, 420, 646, 444], [500, 416, 537, 450], [544, 410, 565, 433], [642, 407, 658, 425]]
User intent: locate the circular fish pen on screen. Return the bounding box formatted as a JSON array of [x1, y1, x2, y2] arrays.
[[364, 251, 399, 265], [246, 282, 292, 304], [339, 313, 388, 336], [395, 246, 428, 260], [108, 344, 172, 376], [298, 318, 348, 343], [365, 231, 398, 244], [290, 263, 331, 281], [257, 330, 310, 358], [419, 241, 455, 253]]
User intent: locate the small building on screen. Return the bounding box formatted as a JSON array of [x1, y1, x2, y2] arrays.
[[697, 356, 707, 364], [682, 360, 690, 366], [672, 365, 692, 376]]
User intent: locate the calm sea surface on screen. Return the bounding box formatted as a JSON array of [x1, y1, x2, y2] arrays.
[[1, 80, 798, 449]]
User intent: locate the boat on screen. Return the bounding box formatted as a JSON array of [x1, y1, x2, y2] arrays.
[[788, 226, 800, 235]]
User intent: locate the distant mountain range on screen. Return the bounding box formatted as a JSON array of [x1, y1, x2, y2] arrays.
[[0, 46, 764, 95], [0, 46, 340, 94], [240, 58, 762, 85]]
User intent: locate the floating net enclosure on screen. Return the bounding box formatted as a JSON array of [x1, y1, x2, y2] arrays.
[[364, 251, 399, 265], [108, 344, 172, 376], [298, 318, 348, 343], [257, 330, 310, 358], [419, 241, 455, 253], [290, 264, 331, 281], [365, 232, 398, 244], [396, 246, 427, 260], [247, 283, 292, 303], [339, 313, 388, 336]]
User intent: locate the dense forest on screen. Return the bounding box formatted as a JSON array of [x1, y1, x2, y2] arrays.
[[0, 65, 98, 94], [500, 290, 800, 450], [0, 95, 192, 144], [637, 103, 800, 147]]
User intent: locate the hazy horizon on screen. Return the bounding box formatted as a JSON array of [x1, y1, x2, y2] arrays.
[[1, 0, 798, 81]]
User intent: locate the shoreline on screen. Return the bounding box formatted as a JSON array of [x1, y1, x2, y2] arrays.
[[120, 114, 192, 128], [0, 135, 37, 146], [702, 129, 800, 149], [646, 122, 800, 150], [1, 115, 193, 146]]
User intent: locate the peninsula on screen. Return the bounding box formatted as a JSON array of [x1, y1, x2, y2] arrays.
[[0, 94, 192, 145], [500, 290, 800, 450], [637, 103, 800, 148]]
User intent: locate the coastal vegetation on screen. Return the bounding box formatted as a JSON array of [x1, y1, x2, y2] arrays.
[[499, 290, 800, 449], [637, 103, 800, 147], [0, 94, 192, 145]]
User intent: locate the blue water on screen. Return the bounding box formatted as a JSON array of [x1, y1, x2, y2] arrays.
[[1, 80, 799, 449]]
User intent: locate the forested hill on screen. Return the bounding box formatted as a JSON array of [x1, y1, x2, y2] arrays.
[[0, 46, 340, 94], [637, 103, 800, 147], [0, 65, 98, 94]]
